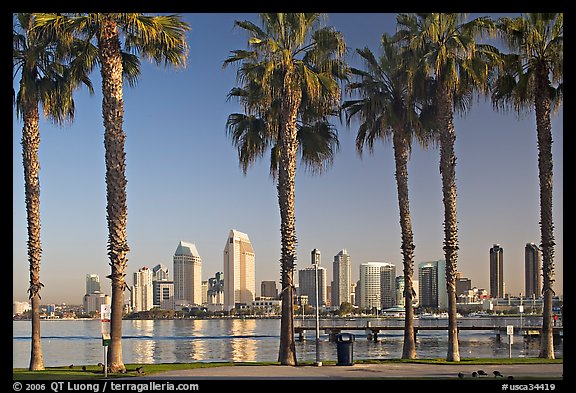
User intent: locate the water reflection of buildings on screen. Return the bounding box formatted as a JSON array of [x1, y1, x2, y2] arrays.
[[131, 320, 155, 363], [187, 319, 208, 361], [230, 319, 257, 362]]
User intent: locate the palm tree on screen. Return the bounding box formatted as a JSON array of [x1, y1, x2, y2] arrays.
[[491, 13, 562, 359], [224, 13, 347, 365], [342, 34, 434, 360], [13, 13, 93, 371], [32, 13, 190, 373], [395, 13, 499, 361]]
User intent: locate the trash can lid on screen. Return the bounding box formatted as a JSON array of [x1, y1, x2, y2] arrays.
[[336, 332, 355, 342]]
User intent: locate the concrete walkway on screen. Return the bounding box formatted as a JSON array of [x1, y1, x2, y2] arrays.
[[132, 363, 563, 380]]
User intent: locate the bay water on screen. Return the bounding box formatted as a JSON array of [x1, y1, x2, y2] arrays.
[[13, 317, 563, 368]]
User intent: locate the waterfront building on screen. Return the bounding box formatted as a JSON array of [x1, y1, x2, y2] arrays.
[[298, 249, 327, 307], [261, 280, 278, 298], [85, 274, 101, 295], [395, 276, 405, 306], [490, 244, 504, 298], [83, 291, 110, 314], [525, 242, 542, 298], [333, 249, 351, 307], [418, 260, 447, 309], [350, 282, 356, 306], [208, 272, 225, 307], [456, 276, 472, 297], [173, 241, 203, 307], [152, 264, 169, 281], [131, 267, 154, 312], [223, 229, 256, 311], [153, 280, 175, 310], [380, 263, 396, 309], [13, 301, 31, 316], [359, 262, 390, 310]]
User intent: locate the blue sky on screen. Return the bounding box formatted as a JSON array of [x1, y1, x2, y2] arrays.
[[13, 13, 563, 305]]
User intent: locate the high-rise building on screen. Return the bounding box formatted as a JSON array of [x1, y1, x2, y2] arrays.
[[380, 263, 396, 309], [525, 243, 542, 298], [151, 263, 174, 310], [456, 276, 472, 297], [490, 244, 504, 298], [208, 272, 225, 306], [152, 264, 169, 281], [83, 291, 110, 314], [131, 267, 154, 312], [359, 262, 391, 310], [333, 249, 351, 307], [261, 280, 278, 298], [418, 260, 447, 309], [223, 229, 256, 311], [298, 249, 327, 307], [173, 241, 202, 307], [395, 276, 405, 306], [86, 274, 101, 295]]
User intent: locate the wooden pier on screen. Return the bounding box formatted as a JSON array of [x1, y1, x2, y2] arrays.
[[294, 317, 563, 342]]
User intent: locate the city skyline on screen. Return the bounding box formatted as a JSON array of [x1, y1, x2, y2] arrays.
[[13, 13, 563, 305]]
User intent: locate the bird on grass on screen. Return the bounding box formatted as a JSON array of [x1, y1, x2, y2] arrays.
[[68, 364, 74, 369], [472, 371, 478, 377], [98, 362, 104, 368], [458, 372, 465, 378], [493, 370, 503, 378], [136, 366, 144, 374], [82, 366, 87, 371], [477, 370, 488, 376]]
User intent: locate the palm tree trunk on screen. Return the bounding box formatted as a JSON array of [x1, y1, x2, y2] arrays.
[[98, 15, 129, 374], [22, 102, 45, 371], [277, 72, 301, 366], [535, 64, 555, 359], [392, 131, 417, 359], [437, 85, 460, 362]]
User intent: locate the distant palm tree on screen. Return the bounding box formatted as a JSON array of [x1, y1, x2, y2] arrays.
[[13, 13, 93, 371], [395, 13, 499, 361], [32, 13, 190, 373], [224, 13, 347, 365], [491, 13, 562, 359], [342, 34, 435, 360]]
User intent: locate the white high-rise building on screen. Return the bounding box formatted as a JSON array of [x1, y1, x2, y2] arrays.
[[223, 229, 255, 311], [359, 262, 392, 310], [333, 249, 351, 307], [131, 267, 154, 312], [173, 241, 203, 307]]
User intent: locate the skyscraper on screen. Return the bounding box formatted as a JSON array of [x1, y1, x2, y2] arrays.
[[173, 241, 202, 307], [333, 249, 351, 307], [85, 274, 101, 295], [131, 267, 154, 312], [490, 244, 504, 298], [418, 260, 447, 309], [223, 229, 255, 311], [525, 242, 542, 298], [298, 251, 327, 307], [380, 263, 396, 309], [359, 262, 391, 310], [151, 263, 174, 310]]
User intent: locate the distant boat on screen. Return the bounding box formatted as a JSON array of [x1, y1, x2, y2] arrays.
[[419, 312, 462, 319]]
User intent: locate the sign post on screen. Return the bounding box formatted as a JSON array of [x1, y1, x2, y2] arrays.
[[101, 304, 111, 378], [506, 325, 514, 358]]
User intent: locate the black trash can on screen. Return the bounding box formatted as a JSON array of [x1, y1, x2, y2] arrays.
[[336, 333, 355, 366]]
